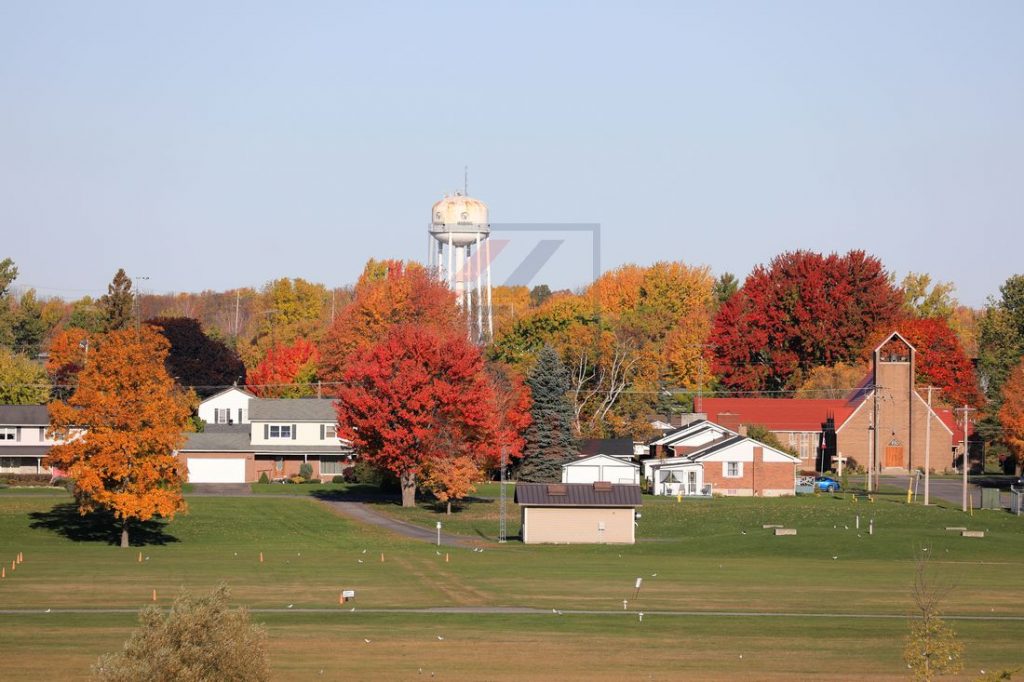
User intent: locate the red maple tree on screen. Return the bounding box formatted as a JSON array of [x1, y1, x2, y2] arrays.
[[334, 324, 498, 507], [245, 337, 319, 398], [887, 318, 983, 408], [710, 250, 903, 392]]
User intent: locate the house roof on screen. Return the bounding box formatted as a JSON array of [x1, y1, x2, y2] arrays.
[[563, 453, 639, 469], [199, 386, 255, 404], [179, 429, 253, 452], [579, 438, 635, 458], [703, 398, 861, 432], [650, 419, 732, 446], [0, 445, 50, 457], [514, 482, 643, 507], [0, 405, 49, 426], [875, 331, 916, 354], [248, 399, 338, 422], [687, 435, 800, 462]]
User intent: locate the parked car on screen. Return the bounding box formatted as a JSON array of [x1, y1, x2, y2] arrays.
[[814, 476, 840, 492]]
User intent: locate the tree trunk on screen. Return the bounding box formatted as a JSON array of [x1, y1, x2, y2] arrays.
[[120, 520, 130, 548], [400, 471, 417, 508], [446, 500, 451, 515]]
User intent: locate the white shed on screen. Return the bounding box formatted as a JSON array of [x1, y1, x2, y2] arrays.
[[562, 454, 640, 485]]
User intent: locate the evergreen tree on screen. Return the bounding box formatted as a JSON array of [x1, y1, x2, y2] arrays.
[[13, 290, 47, 357], [517, 345, 577, 482], [100, 269, 134, 332], [977, 274, 1024, 455]]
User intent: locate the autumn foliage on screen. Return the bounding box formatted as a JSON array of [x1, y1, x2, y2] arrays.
[[46, 327, 91, 397], [890, 318, 983, 408], [319, 260, 462, 386], [421, 456, 483, 515], [999, 358, 1024, 475], [335, 324, 499, 507], [245, 337, 319, 398], [711, 250, 904, 392], [45, 327, 193, 547]]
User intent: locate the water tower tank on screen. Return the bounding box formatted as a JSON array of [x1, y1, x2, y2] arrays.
[[430, 193, 490, 247]]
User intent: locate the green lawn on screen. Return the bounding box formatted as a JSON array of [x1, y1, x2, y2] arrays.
[[1, 491, 1022, 680]]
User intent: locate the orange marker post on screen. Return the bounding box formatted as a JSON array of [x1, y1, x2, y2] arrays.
[[259, 552, 264, 563], [2, 566, 5, 579], [138, 552, 143, 563], [152, 589, 157, 602], [339, 592, 344, 606], [380, 552, 384, 563], [11, 560, 15, 572], [445, 553, 449, 563]]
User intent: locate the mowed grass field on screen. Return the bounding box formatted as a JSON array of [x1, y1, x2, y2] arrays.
[[1, 488, 1022, 680]]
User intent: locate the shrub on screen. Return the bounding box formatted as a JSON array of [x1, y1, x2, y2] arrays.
[[342, 466, 358, 483], [93, 583, 269, 681], [298, 462, 313, 481], [1, 473, 52, 487], [332, 475, 345, 484], [287, 475, 304, 484], [258, 472, 270, 484]]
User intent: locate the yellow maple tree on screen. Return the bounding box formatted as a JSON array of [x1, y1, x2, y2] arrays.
[[46, 327, 193, 547]]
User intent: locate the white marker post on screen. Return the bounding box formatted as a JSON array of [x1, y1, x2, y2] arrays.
[[436, 521, 442, 547]]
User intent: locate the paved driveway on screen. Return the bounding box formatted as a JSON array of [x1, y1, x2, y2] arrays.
[[187, 483, 252, 496], [319, 500, 485, 548]]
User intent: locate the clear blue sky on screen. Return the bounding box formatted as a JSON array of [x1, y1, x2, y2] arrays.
[[2, 1, 1021, 305]]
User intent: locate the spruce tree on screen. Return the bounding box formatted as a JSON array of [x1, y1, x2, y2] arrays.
[[13, 290, 47, 357], [0, 258, 18, 347], [101, 269, 135, 332], [518, 345, 577, 482]]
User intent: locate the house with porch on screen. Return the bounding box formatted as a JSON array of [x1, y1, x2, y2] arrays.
[[646, 435, 799, 497], [177, 398, 354, 483]]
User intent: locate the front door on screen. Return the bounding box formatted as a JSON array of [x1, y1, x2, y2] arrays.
[[687, 471, 697, 495], [884, 438, 904, 467]]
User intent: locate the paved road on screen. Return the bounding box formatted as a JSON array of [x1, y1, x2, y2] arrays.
[[319, 500, 486, 549], [1, 606, 1021, 621], [879, 474, 980, 507]]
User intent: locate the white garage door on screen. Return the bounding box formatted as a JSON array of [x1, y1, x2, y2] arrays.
[[565, 465, 601, 483], [187, 458, 246, 483]]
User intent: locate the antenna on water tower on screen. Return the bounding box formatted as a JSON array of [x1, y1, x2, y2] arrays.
[[464, 165, 468, 196]]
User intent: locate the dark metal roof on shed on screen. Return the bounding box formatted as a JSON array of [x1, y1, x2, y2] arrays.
[[514, 482, 643, 507], [248, 399, 338, 422], [0, 405, 49, 426]]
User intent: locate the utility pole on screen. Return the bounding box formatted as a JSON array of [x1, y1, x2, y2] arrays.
[[958, 405, 975, 513], [923, 387, 937, 506]]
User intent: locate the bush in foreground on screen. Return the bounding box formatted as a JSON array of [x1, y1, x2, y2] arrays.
[[93, 583, 269, 682]]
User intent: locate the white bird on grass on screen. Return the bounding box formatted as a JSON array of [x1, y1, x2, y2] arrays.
[[436, 635, 445, 640], [650, 573, 657, 577], [350, 607, 356, 612], [363, 638, 371, 644], [287, 604, 294, 609], [832, 555, 838, 560], [44, 608, 51, 613], [357, 559, 364, 563]]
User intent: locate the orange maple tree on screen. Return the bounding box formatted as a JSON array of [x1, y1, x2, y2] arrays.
[[45, 327, 193, 547], [319, 260, 462, 386], [46, 327, 91, 398], [999, 358, 1024, 476], [421, 456, 483, 515]]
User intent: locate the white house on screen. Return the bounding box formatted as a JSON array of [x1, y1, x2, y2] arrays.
[[197, 386, 255, 426], [562, 454, 640, 485], [648, 435, 800, 497], [179, 398, 354, 483], [0, 405, 80, 476]]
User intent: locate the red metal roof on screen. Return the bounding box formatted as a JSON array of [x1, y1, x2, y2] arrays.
[[702, 398, 859, 432]]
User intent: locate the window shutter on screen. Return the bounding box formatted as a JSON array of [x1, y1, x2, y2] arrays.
[[292, 424, 297, 440], [238, 408, 243, 424], [16, 427, 21, 442], [320, 424, 325, 440], [264, 424, 269, 439]]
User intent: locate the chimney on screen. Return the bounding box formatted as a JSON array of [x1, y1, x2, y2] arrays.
[[738, 424, 748, 437]]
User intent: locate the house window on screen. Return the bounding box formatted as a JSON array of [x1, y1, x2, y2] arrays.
[[0, 457, 19, 470], [724, 462, 743, 478], [0, 428, 16, 441], [274, 457, 284, 472], [321, 457, 345, 475], [324, 424, 337, 439], [215, 409, 229, 424], [269, 425, 292, 439]]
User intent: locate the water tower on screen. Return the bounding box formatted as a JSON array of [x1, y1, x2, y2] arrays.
[[428, 191, 493, 341]]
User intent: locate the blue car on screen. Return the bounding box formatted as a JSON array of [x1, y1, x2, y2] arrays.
[[814, 476, 840, 492]]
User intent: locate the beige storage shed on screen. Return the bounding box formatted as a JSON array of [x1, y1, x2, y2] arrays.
[[515, 482, 643, 545]]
